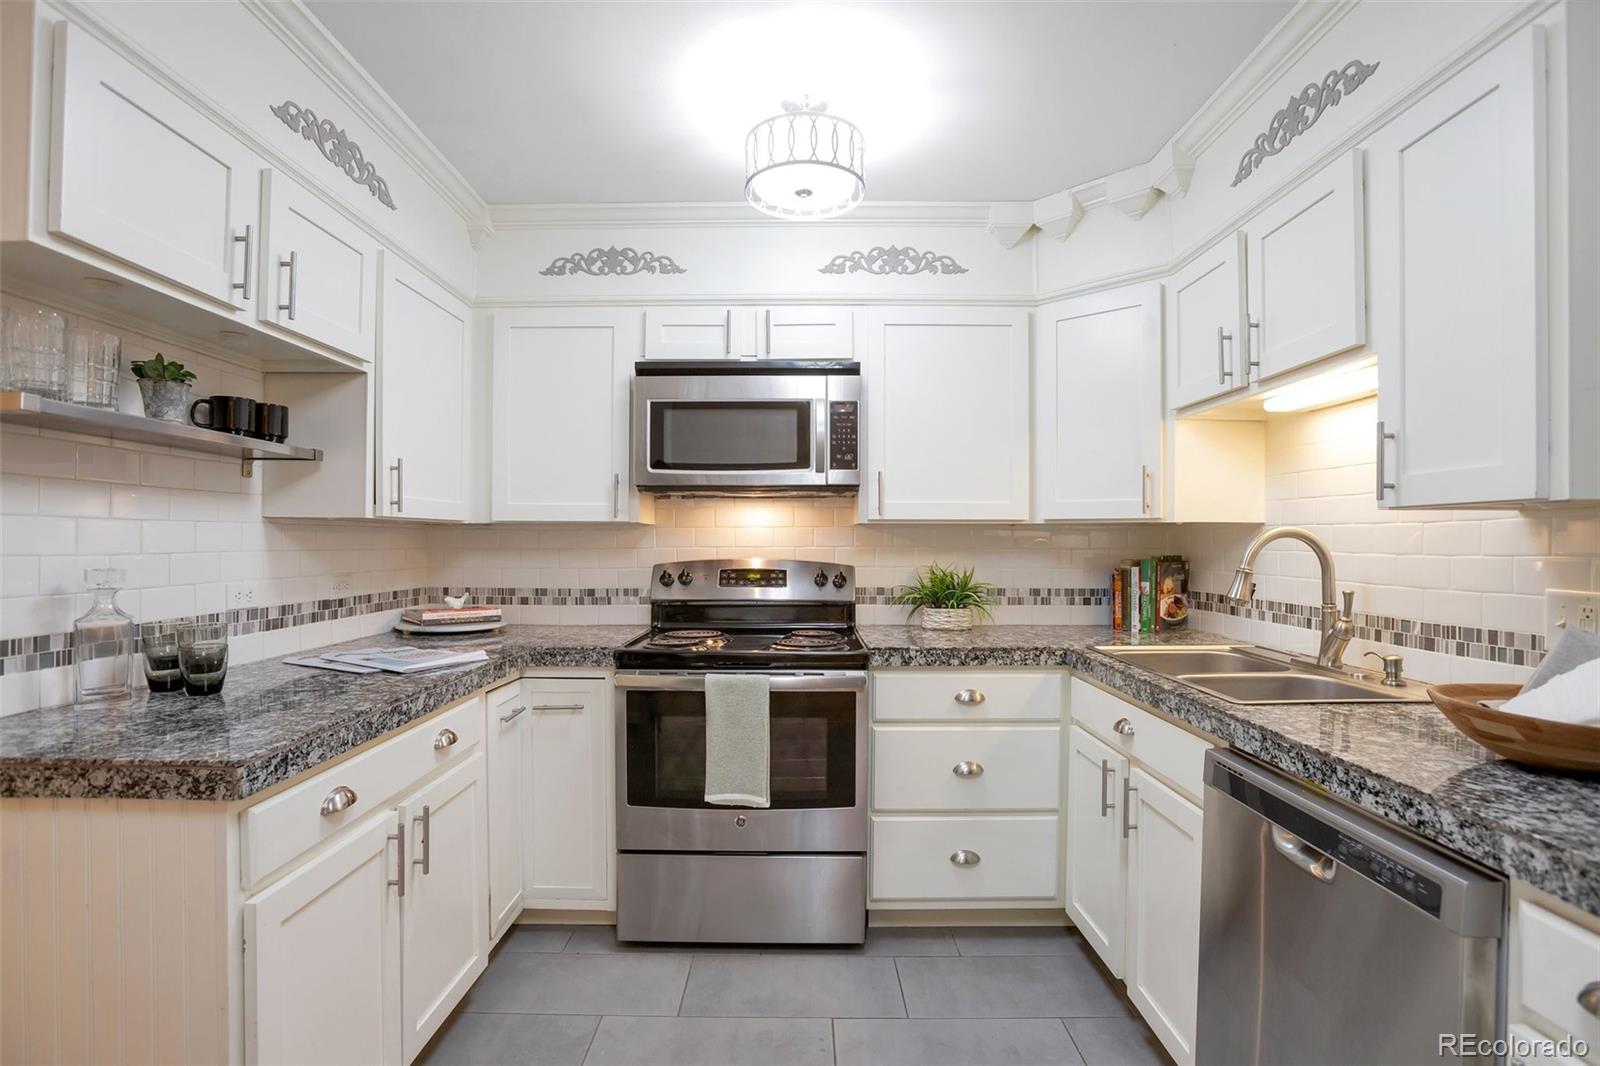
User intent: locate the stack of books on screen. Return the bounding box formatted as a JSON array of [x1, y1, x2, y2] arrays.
[[1112, 555, 1189, 634], [400, 604, 504, 629]]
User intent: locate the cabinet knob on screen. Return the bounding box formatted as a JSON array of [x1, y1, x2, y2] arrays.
[[1579, 981, 1600, 1019], [952, 761, 985, 778], [433, 727, 459, 751], [319, 785, 357, 816], [954, 689, 986, 705], [1112, 717, 1135, 737], [949, 850, 981, 867]]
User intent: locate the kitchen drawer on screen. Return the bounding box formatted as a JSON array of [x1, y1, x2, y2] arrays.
[[870, 815, 1058, 902], [1070, 677, 1210, 802], [1517, 901, 1600, 1060], [874, 671, 1062, 722], [872, 726, 1060, 812], [240, 694, 486, 890]]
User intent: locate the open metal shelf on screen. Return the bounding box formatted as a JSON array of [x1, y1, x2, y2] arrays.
[[0, 391, 323, 477]]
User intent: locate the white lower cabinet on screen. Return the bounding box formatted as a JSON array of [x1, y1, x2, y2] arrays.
[[486, 681, 528, 940], [242, 696, 488, 1066], [244, 810, 403, 1066], [1123, 768, 1203, 1066], [1066, 680, 1210, 1066], [870, 670, 1063, 907], [523, 677, 614, 908]]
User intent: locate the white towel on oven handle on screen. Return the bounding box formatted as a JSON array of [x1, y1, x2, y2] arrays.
[[703, 673, 771, 808]]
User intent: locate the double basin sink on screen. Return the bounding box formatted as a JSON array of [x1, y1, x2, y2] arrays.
[[1096, 645, 1433, 705]]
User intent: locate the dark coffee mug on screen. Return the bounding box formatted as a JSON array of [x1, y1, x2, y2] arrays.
[[251, 403, 289, 443], [190, 395, 256, 435]]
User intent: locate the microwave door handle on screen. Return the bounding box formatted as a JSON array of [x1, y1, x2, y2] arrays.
[[815, 398, 828, 474]]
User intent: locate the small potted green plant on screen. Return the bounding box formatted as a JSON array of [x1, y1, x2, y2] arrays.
[[893, 563, 998, 631], [130, 353, 196, 423]]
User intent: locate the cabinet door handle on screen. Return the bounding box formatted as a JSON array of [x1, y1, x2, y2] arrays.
[[433, 727, 458, 751], [1122, 776, 1137, 838], [951, 761, 984, 778], [612, 472, 621, 519], [232, 224, 253, 300], [949, 849, 981, 867], [412, 804, 431, 875], [954, 689, 985, 705], [390, 458, 404, 514], [1578, 981, 1600, 1018], [1140, 465, 1152, 514], [388, 825, 405, 897], [1375, 420, 1396, 500], [277, 250, 298, 320], [725, 309, 732, 355], [1245, 317, 1261, 380], [499, 705, 527, 723], [319, 784, 357, 816], [765, 309, 772, 356], [876, 470, 885, 518], [1099, 759, 1114, 817], [1112, 717, 1135, 737], [529, 703, 585, 711], [1216, 325, 1234, 384]]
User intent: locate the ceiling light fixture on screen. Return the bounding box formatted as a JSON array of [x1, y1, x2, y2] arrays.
[[745, 98, 864, 220], [1260, 362, 1380, 413]]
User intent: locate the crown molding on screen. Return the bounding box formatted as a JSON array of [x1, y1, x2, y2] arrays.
[[486, 202, 1010, 230], [240, 0, 490, 230]]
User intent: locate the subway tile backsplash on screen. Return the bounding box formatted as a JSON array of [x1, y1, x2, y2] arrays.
[[3, 293, 1597, 714]]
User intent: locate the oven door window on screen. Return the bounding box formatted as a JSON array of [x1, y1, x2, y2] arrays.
[[648, 401, 813, 471], [625, 690, 855, 809]]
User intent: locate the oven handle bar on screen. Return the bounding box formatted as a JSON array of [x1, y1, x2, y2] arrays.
[[614, 671, 867, 692]]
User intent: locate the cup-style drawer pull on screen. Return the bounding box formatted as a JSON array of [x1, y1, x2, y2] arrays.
[[1112, 717, 1136, 737], [433, 727, 459, 751], [949, 849, 981, 867], [954, 689, 986, 705], [952, 761, 985, 778], [1579, 980, 1600, 1018], [319, 785, 357, 816]]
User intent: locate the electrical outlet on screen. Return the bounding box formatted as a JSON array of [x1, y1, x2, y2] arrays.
[[228, 585, 257, 608], [1545, 589, 1600, 643], [329, 578, 353, 597]]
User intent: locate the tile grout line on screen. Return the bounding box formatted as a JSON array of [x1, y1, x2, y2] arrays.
[[577, 1015, 603, 1066], [675, 955, 693, 1018], [1060, 1016, 1088, 1065], [892, 955, 910, 1020]]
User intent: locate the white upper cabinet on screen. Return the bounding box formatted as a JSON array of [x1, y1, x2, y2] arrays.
[[761, 306, 855, 359], [862, 307, 1031, 521], [1369, 25, 1547, 507], [643, 307, 743, 358], [48, 22, 260, 315], [1166, 234, 1247, 409], [492, 308, 645, 522], [1035, 284, 1162, 520], [1244, 148, 1366, 381], [379, 259, 471, 521], [260, 171, 380, 361]]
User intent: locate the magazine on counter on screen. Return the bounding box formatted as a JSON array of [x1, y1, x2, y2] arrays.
[[321, 646, 491, 674]]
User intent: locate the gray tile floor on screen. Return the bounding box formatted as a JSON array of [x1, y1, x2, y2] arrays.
[[422, 925, 1171, 1066]]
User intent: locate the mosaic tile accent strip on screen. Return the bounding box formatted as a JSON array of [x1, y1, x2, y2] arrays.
[[855, 586, 1109, 608], [1188, 591, 1547, 668]]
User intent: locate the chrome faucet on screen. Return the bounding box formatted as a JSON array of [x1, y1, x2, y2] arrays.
[[1225, 526, 1356, 670]]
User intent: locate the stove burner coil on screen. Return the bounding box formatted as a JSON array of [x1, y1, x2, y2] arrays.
[[646, 629, 728, 648], [771, 633, 847, 650]]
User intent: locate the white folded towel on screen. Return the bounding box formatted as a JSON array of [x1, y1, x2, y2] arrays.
[[1502, 654, 1600, 725], [704, 673, 771, 808]]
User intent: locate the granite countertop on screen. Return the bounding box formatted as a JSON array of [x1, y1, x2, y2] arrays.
[[3, 622, 1596, 915], [862, 624, 1600, 915], [0, 626, 641, 803]]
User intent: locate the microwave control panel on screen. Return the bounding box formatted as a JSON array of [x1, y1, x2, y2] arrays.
[[829, 402, 859, 470]]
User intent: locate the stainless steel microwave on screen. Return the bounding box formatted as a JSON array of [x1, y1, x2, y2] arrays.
[[631, 361, 861, 495]]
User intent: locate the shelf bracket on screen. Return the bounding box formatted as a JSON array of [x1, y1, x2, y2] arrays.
[[241, 456, 255, 478]]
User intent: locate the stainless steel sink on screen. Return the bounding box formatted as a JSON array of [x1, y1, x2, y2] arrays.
[[1097, 648, 1291, 675], [1096, 644, 1433, 704]]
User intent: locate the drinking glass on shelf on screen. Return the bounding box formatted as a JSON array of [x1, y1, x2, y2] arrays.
[[178, 622, 230, 696], [65, 328, 120, 409], [140, 627, 183, 693], [1, 307, 67, 398]]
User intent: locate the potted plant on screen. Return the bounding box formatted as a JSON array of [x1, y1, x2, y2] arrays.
[[130, 353, 196, 423], [893, 563, 998, 631]]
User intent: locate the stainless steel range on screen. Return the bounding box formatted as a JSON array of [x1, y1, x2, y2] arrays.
[[613, 558, 868, 944]]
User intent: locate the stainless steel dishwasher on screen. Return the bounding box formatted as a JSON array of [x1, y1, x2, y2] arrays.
[[1197, 749, 1505, 1065]]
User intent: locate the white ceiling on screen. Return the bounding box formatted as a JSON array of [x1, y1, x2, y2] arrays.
[[307, 1, 1295, 206]]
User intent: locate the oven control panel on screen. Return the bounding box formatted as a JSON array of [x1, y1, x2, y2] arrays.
[[719, 568, 788, 589], [828, 402, 858, 471]]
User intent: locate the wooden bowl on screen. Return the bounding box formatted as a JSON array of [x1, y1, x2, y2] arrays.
[[1428, 683, 1600, 773]]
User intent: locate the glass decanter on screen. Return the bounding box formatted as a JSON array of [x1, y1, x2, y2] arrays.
[[73, 568, 133, 704]]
